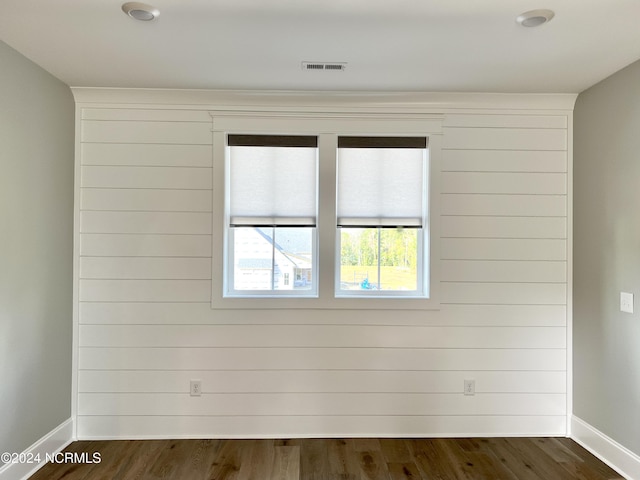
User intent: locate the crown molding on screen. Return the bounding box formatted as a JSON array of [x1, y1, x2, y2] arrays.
[[71, 87, 578, 112]]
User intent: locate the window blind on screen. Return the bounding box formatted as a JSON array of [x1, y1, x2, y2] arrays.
[[228, 135, 318, 226], [337, 136, 426, 227]]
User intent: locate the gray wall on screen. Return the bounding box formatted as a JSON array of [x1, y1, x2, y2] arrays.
[[0, 41, 74, 460], [574, 59, 640, 456]]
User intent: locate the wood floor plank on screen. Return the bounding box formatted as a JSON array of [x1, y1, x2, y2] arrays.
[[452, 437, 485, 453], [26, 437, 624, 480], [207, 439, 252, 480], [408, 438, 461, 480], [28, 440, 99, 480], [112, 439, 168, 480], [484, 437, 590, 480], [327, 438, 359, 477], [550, 438, 624, 480], [483, 437, 545, 480], [171, 439, 222, 480], [88, 440, 148, 480], [387, 462, 422, 479], [238, 439, 274, 480], [450, 446, 519, 480], [270, 445, 300, 480], [380, 439, 412, 464], [528, 437, 599, 480], [504, 438, 582, 480], [349, 438, 391, 480], [299, 438, 330, 480], [143, 439, 199, 479], [274, 439, 302, 448], [531, 438, 582, 464], [356, 449, 391, 480], [351, 439, 387, 478], [45, 440, 130, 480], [462, 438, 524, 480]]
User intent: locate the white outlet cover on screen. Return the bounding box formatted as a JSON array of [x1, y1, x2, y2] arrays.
[[190, 379, 202, 396], [620, 292, 634, 314], [464, 379, 475, 396]]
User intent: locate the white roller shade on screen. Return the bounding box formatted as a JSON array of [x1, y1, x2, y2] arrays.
[[337, 137, 427, 227], [228, 135, 318, 226]]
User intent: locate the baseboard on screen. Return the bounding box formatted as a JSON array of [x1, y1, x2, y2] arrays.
[[571, 415, 640, 480], [0, 418, 74, 480]]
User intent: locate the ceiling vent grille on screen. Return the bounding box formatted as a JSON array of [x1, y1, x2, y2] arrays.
[[302, 62, 347, 71]]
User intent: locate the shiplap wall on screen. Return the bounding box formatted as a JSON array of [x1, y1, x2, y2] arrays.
[[74, 93, 570, 439]]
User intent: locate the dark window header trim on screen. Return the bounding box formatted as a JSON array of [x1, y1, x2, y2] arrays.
[[228, 134, 318, 148], [338, 136, 427, 149]]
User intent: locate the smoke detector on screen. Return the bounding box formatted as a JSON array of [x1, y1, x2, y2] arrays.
[[122, 2, 160, 21], [516, 9, 555, 27], [302, 62, 347, 72]]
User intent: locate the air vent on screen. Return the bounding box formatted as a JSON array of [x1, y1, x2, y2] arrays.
[[302, 62, 347, 71]]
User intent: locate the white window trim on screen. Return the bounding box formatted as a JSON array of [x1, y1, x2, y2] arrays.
[[210, 110, 442, 310]]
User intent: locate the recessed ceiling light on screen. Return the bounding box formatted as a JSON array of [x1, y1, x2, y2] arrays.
[[122, 2, 160, 21], [516, 9, 555, 27]]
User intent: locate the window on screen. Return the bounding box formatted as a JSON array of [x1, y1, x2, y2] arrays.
[[226, 135, 318, 297], [211, 113, 441, 309], [336, 137, 428, 297]]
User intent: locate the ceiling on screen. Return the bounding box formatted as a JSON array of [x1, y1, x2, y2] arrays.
[[1, 0, 640, 93]]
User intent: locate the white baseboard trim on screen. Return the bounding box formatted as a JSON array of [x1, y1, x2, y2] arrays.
[[571, 415, 640, 480], [0, 418, 74, 480]]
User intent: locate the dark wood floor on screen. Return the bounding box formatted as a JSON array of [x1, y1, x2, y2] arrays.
[[29, 437, 623, 480]]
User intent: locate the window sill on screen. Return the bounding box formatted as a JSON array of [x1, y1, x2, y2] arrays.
[[211, 294, 440, 311]]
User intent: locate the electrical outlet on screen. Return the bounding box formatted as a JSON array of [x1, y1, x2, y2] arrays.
[[190, 380, 202, 397], [620, 292, 634, 314], [464, 379, 475, 396]]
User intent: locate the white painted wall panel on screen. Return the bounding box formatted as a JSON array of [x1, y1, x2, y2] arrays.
[[442, 127, 567, 150], [433, 304, 566, 327], [81, 189, 212, 212], [78, 325, 565, 349], [79, 279, 211, 302], [440, 260, 566, 283], [441, 172, 567, 195], [80, 211, 212, 234], [81, 120, 212, 144], [78, 392, 566, 416], [81, 143, 212, 167], [78, 347, 566, 371], [78, 370, 566, 394], [77, 415, 567, 440], [80, 234, 211, 257], [80, 257, 212, 280], [79, 302, 566, 326], [441, 216, 566, 239], [441, 239, 566, 261], [441, 282, 566, 305], [442, 114, 567, 129], [442, 150, 567, 173], [82, 108, 212, 122], [81, 166, 212, 190], [441, 194, 566, 217], [74, 105, 570, 439]]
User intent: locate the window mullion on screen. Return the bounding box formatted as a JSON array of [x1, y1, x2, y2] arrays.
[[317, 133, 338, 301], [377, 227, 381, 290]]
